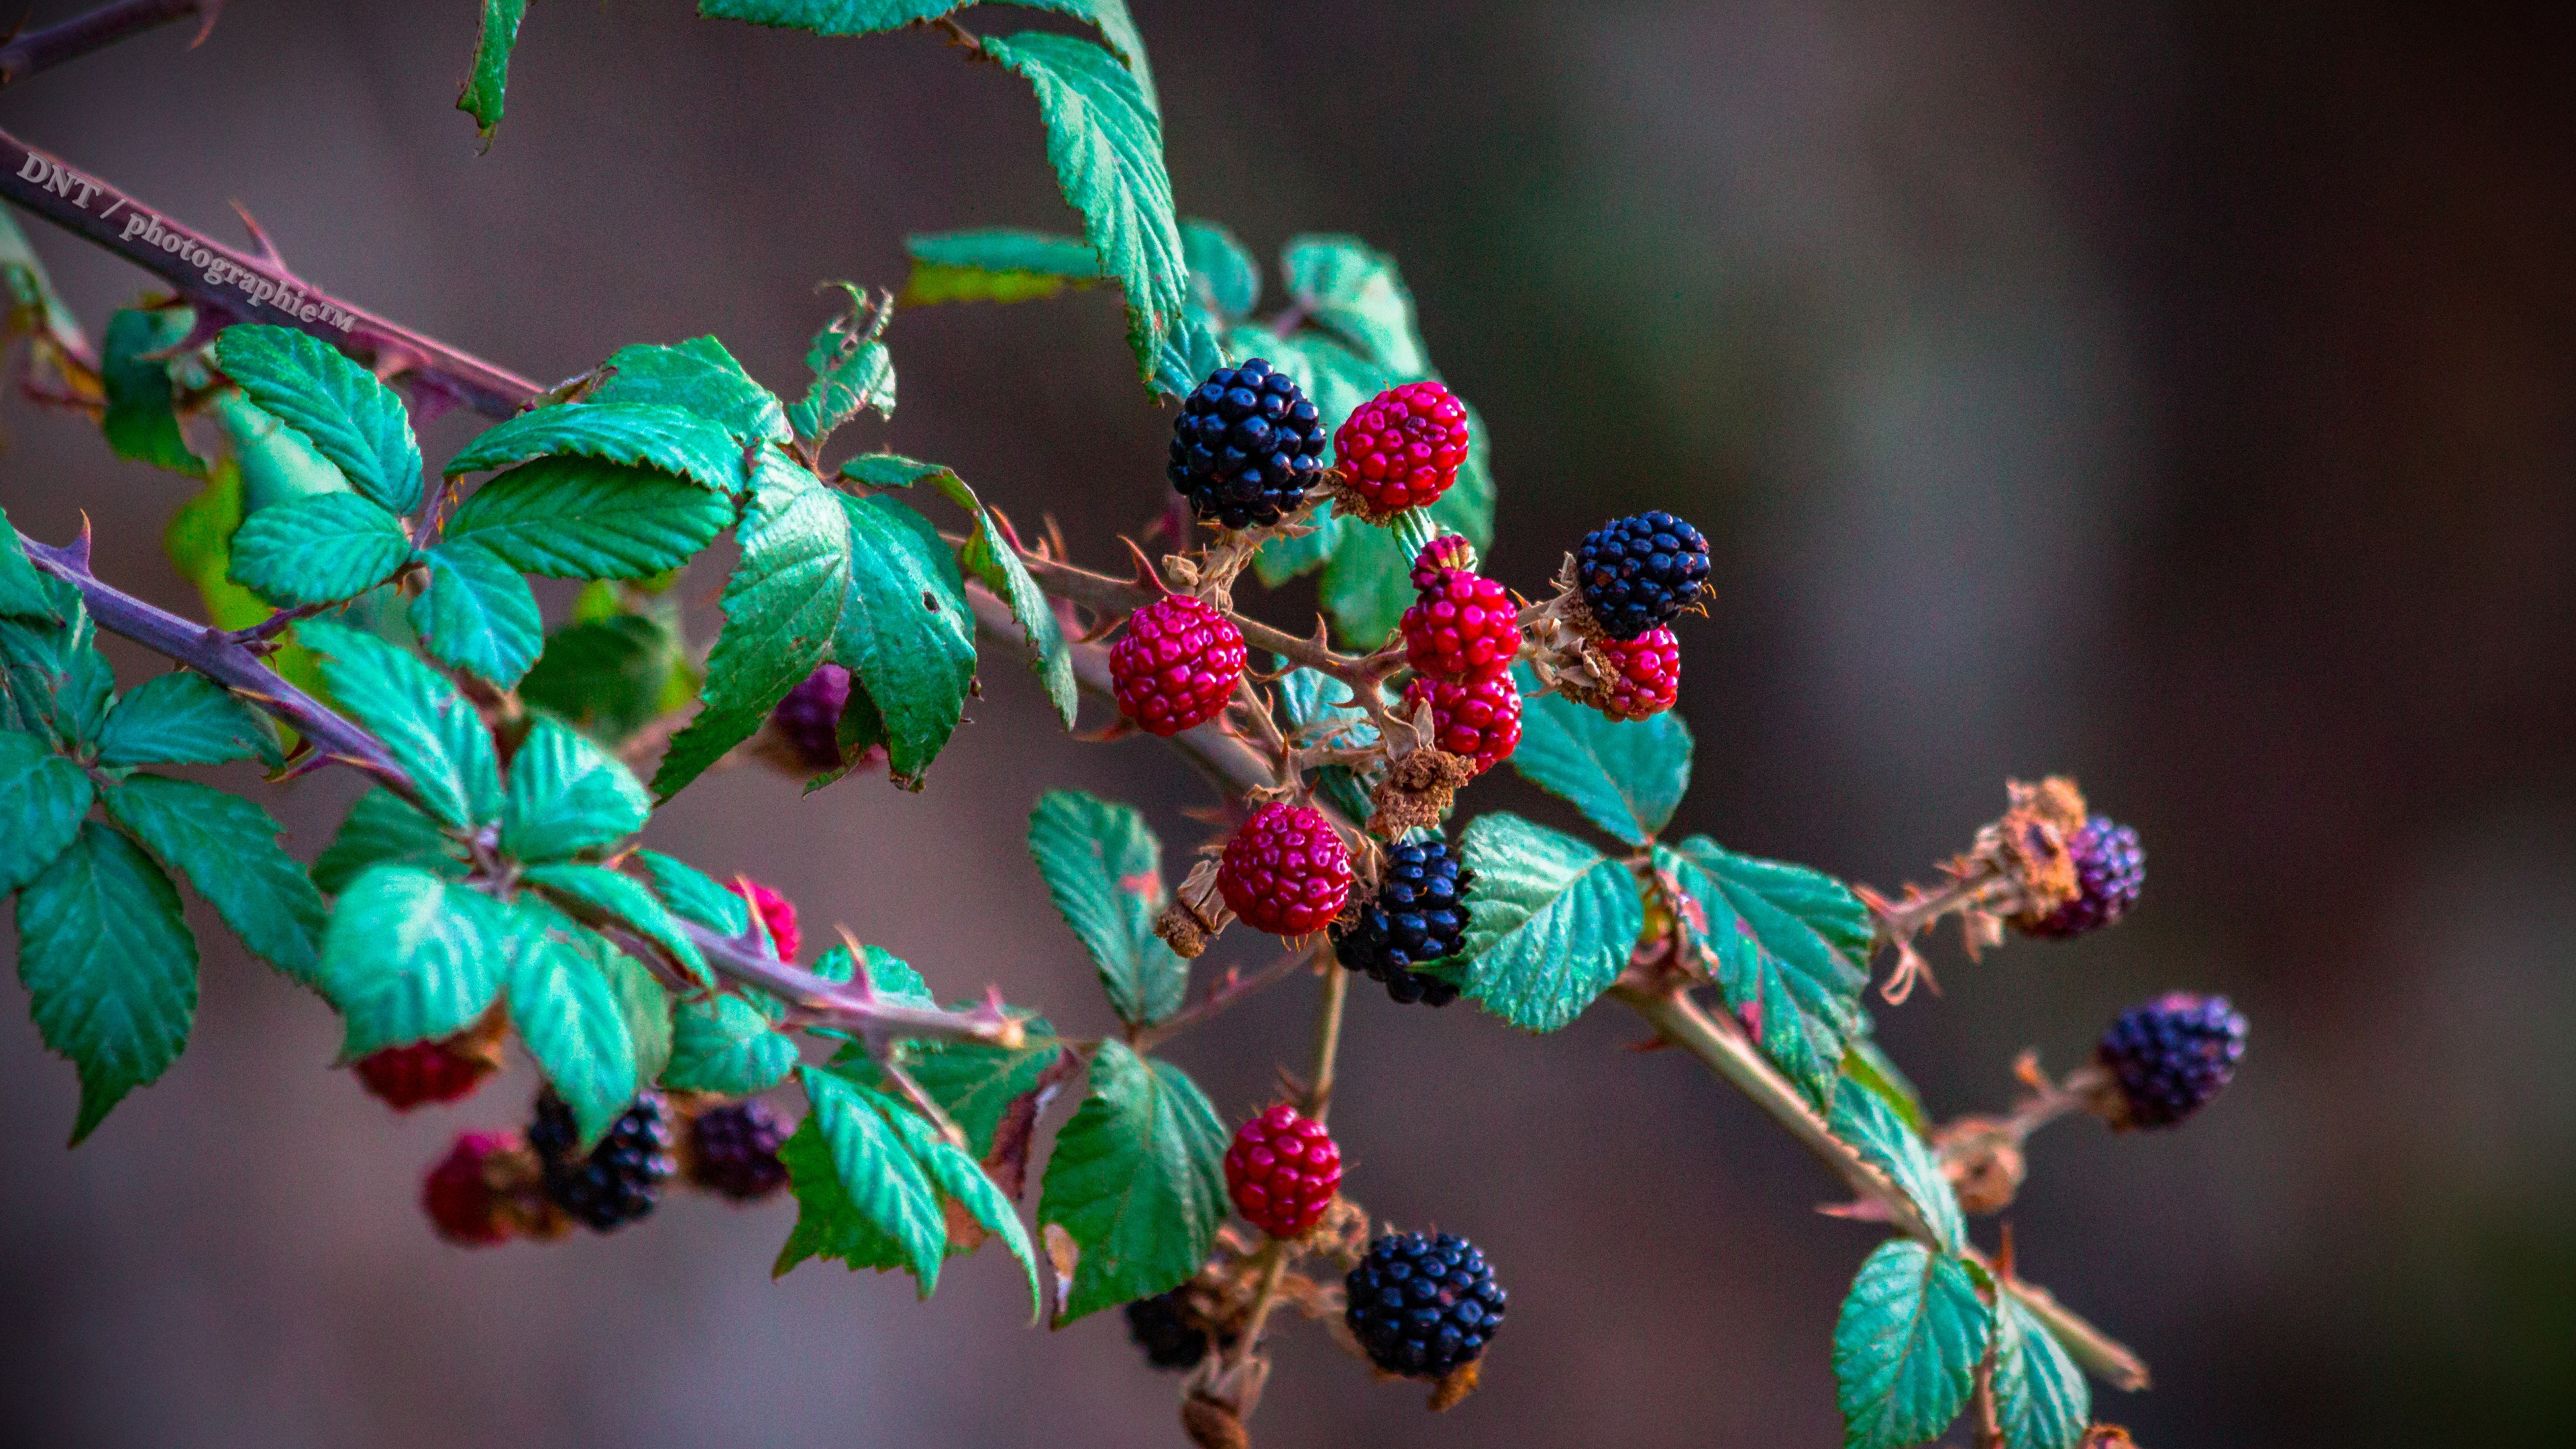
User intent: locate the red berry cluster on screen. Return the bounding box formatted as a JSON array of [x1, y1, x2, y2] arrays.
[[1573, 627, 1680, 722], [1224, 1102, 1342, 1239], [1217, 801, 1354, 936], [1397, 536, 1524, 774], [1334, 380, 1471, 517], [1110, 594, 1248, 737], [354, 1038, 495, 1111], [1402, 669, 1523, 774]]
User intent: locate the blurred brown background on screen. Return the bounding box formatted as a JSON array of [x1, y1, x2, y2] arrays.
[[1, 2, 2571, 1446]]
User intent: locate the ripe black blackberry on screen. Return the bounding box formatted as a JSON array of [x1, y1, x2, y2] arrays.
[[1124, 1291, 1223, 1371], [2096, 993, 2247, 1130], [1574, 511, 1711, 639], [687, 1099, 790, 1201], [1167, 358, 1327, 529], [1331, 839, 1470, 1007], [527, 1087, 676, 1232], [2018, 816, 2145, 938], [1346, 1231, 1506, 1379]]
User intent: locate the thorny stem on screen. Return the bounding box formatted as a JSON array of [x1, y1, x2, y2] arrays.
[[0, 0, 221, 90]]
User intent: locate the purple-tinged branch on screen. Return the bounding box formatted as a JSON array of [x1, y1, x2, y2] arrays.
[[0, 0, 221, 91]]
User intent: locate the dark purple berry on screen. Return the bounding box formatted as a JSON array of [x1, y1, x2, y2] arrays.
[[769, 663, 851, 771], [1331, 839, 1470, 1007], [1345, 1231, 1506, 1379], [688, 1100, 790, 1201], [1168, 358, 1327, 530], [1574, 511, 1711, 639], [2022, 816, 2145, 938], [527, 1088, 676, 1232], [1124, 1292, 1218, 1371], [2097, 992, 2247, 1130]]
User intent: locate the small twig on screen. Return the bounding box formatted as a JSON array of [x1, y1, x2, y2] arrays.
[[1132, 947, 1312, 1053], [1303, 962, 1348, 1125], [0, 0, 216, 89]]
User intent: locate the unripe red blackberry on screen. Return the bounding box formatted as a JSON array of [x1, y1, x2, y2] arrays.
[[1169, 358, 1327, 529], [1224, 1102, 1342, 1238], [1334, 380, 1470, 516], [2096, 992, 2246, 1130], [1110, 595, 1247, 737], [1574, 512, 1711, 639], [1345, 1231, 1507, 1379], [354, 1038, 494, 1111], [1216, 802, 1353, 936], [422, 1130, 518, 1246], [1401, 669, 1523, 774], [1331, 838, 1470, 1007], [1567, 627, 1680, 722], [687, 1099, 791, 1201], [769, 663, 851, 771], [1401, 537, 1518, 680], [2017, 817, 2144, 938], [527, 1088, 676, 1232], [729, 876, 802, 962]]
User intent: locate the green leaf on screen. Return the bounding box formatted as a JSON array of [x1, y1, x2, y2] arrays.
[[663, 994, 798, 1095], [505, 907, 640, 1148], [598, 943, 674, 1087], [214, 325, 423, 513], [298, 621, 504, 828], [1507, 663, 1693, 847], [101, 306, 205, 477], [523, 861, 712, 989], [1037, 1042, 1228, 1323], [17, 822, 196, 1143], [316, 866, 513, 1057], [1833, 1240, 1994, 1449], [837, 451, 957, 491], [982, 30, 1187, 382], [1181, 219, 1259, 321], [875, 1087, 1043, 1316], [586, 337, 789, 444], [1994, 1297, 2092, 1449], [313, 788, 465, 895], [0, 504, 58, 623], [896, 1020, 1066, 1161], [500, 716, 651, 862], [651, 455, 850, 798], [899, 228, 1104, 307], [209, 390, 350, 514], [446, 455, 735, 579], [794, 1067, 949, 1292], [702, 0, 1155, 100], [103, 774, 325, 985], [0, 729, 94, 894], [835, 493, 975, 783], [1150, 308, 1228, 401], [1025, 791, 1185, 1025], [410, 541, 542, 686], [95, 672, 281, 769], [50, 650, 115, 753], [635, 849, 751, 936], [457, 0, 530, 142], [161, 465, 330, 704], [0, 207, 90, 364], [518, 611, 694, 745], [1841, 1037, 1928, 1134], [1282, 234, 1428, 375], [930, 470, 1075, 729], [788, 285, 896, 443], [1829, 1069, 1970, 1252], [1662, 836, 1871, 1110], [227, 492, 413, 607], [1457, 812, 1646, 1033], [445, 400, 749, 498]]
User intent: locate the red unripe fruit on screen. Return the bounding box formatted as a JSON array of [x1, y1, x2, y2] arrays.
[[1576, 627, 1681, 722], [354, 1038, 495, 1111], [1110, 595, 1248, 737], [1217, 802, 1354, 936], [1334, 381, 1470, 515], [729, 876, 802, 962], [1402, 669, 1523, 773], [423, 1130, 519, 1246], [1224, 1102, 1342, 1238], [1401, 538, 1519, 680]]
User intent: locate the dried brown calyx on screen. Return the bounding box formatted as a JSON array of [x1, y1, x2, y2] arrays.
[[1155, 857, 1232, 959], [1366, 747, 1477, 838], [1858, 776, 2091, 1002]]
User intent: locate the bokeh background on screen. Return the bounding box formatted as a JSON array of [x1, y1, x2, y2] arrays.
[[1, 2, 2571, 1446]]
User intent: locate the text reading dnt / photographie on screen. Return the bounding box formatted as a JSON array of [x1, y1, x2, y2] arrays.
[[0, 4, 2242, 1448]]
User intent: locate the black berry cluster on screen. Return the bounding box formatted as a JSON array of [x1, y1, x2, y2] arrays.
[[1344, 1231, 1507, 1379], [1331, 839, 1470, 1007], [2096, 993, 2247, 1130], [1124, 1292, 1223, 1371], [528, 1088, 676, 1232], [2021, 816, 2145, 938], [1168, 358, 1326, 529], [688, 1099, 790, 1201], [1574, 511, 1711, 639]]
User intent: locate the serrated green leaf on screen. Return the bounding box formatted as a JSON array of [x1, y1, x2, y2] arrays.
[[518, 612, 693, 745], [104, 774, 325, 985], [983, 30, 1186, 383], [1829, 1069, 1969, 1252], [663, 993, 798, 1095], [835, 493, 974, 783], [1025, 791, 1184, 1025], [874, 1086, 1042, 1316], [48, 650, 114, 753], [410, 540, 542, 686], [214, 325, 422, 513], [1150, 307, 1228, 401], [500, 716, 651, 862], [584, 337, 789, 444], [788, 286, 896, 443], [1833, 1240, 1993, 1449], [837, 451, 958, 490], [94, 672, 281, 769], [1181, 219, 1259, 321], [316, 866, 513, 1057], [1508, 662, 1692, 847], [899, 228, 1104, 307], [101, 306, 205, 478], [297, 621, 503, 828], [523, 861, 712, 989], [596, 937, 674, 1093], [16, 821, 196, 1144], [1841, 1037, 1928, 1134], [930, 469, 1075, 729], [700, 0, 1155, 100], [313, 788, 465, 895], [227, 492, 412, 607], [651, 455, 848, 798], [458, 0, 530, 142], [446, 455, 735, 579], [896, 1020, 1065, 1161], [1458, 812, 1645, 1033], [0, 208, 89, 363], [1036, 1040, 1227, 1323], [635, 848, 752, 937], [447, 400, 749, 498], [0, 729, 93, 894], [1662, 836, 1871, 1110], [0, 506, 58, 623], [162, 464, 331, 704], [1994, 1296, 2091, 1449], [209, 390, 350, 515], [506, 906, 640, 1148], [794, 1067, 950, 1292], [1282, 234, 1428, 376]]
